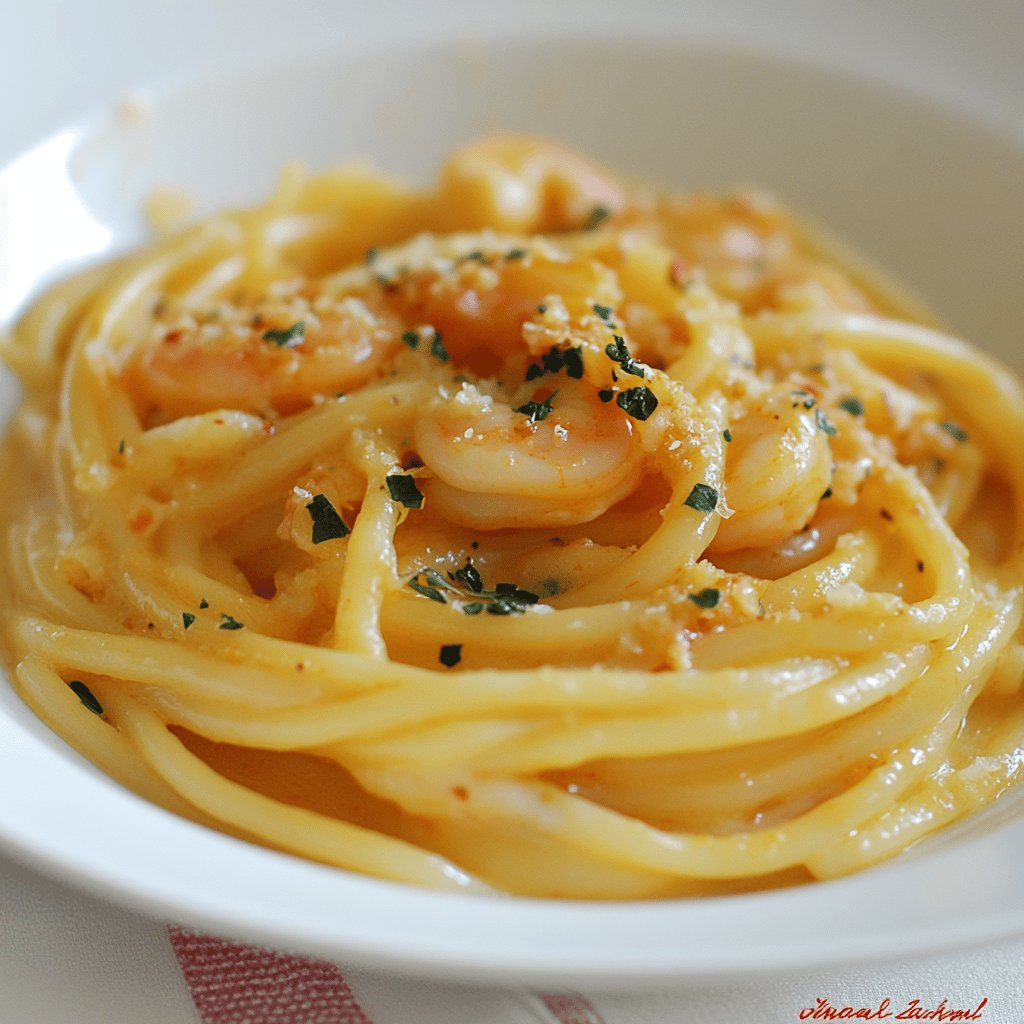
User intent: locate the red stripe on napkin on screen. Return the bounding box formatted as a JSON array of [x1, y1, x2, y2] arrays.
[[168, 927, 374, 1024], [540, 992, 608, 1024]]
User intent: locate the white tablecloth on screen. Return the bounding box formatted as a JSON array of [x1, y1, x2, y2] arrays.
[[2, 849, 1020, 1024]]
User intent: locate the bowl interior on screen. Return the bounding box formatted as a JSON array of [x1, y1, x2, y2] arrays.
[[0, 34, 1023, 985], [2, 37, 1023, 358]]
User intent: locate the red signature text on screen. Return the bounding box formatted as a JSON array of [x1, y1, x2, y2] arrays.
[[798, 997, 988, 1021]]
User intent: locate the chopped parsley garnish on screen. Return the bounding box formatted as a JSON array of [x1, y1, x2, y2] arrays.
[[449, 560, 484, 593], [688, 587, 721, 609], [365, 246, 380, 263], [407, 564, 538, 615], [592, 303, 614, 322], [492, 581, 540, 604], [68, 680, 103, 715], [429, 331, 449, 362], [485, 584, 541, 615], [839, 397, 865, 417], [683, 482, 718, 513], [524, 352, 552, 381], [505, 247, 528, 261], [262, 321, 305, 348], [723, 428, 733, 443], [597, 389, 614, 403], [515, 390, 558, 423], [218, 614, 245, 631], [525, 345, 585, 382], [821, 486, 834, 500], [458, 249, 487, 264], [605, 335, 645, 378], [199, 597, 209, 609], [401, 330, 421, 349], [616, 386, 658, 421], [182, 611, 196, 630], [305, 493, 351, 544], [386, 474, 424, 509], [117, 438, 125, 456], [562, 347, 585, 379], [439, 643, 463, 667], [583, 206, 610, 230], [940, 420, 969, 443], [815, 408, 838, 437], [537, 303, 548, 314], [408, 573, 447, 603], [791, 390, 816, 410]]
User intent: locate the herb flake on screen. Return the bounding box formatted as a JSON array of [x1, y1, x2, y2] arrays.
[[408, 576, 447, 603], [562, 347, 585, 379], [68, 680, 103, 715], [262, 321, 305, 348], [218, 614, 245, 631], [688, 587, 721, 609], [815, 408, 838, 437], [182, 611, 196, 630], [683, 482, 718, 514], [386, 474, 424, 510], [439, 643, 463, 667], [605, 335, 645, 378], [525, 345, 585, 382], [839, 397, 865, 417], [306, 493, 351, 544], [583, 206, 610, 231], [429, 331, 449, 362], [616, 386, 658, 421], [407, 565, 538, 615], [515, 391, 558, 423], [449, 560, 484, 593], [940, 420, 969, 443]]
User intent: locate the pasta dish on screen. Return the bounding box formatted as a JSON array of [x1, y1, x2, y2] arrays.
[[1, 136, 1022, 898]]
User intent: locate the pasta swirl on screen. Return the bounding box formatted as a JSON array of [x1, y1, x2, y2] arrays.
[[1, 136, 1022, 899]]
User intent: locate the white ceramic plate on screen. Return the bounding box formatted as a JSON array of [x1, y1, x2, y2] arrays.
[[2, 1, 1023, 987]]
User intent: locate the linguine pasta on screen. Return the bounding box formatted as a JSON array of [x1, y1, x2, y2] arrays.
[[1, 136, 1022, 898]]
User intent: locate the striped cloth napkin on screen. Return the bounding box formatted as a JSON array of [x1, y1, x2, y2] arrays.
[[3, 852, 1020, 1023]]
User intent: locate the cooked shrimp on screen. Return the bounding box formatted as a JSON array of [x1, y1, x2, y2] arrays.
[[414, 378, 643, 529], [709, 389, 833, 553], [438, 135, 625, 234], [395, 247, 621, 375], [121, 294, 402, 422], [652, 190, 877, 315]]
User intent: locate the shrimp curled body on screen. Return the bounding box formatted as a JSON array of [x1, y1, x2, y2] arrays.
[[710, 391, 833, 553], [122, 296, 401, 421], [415, 380, 643, 529]]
